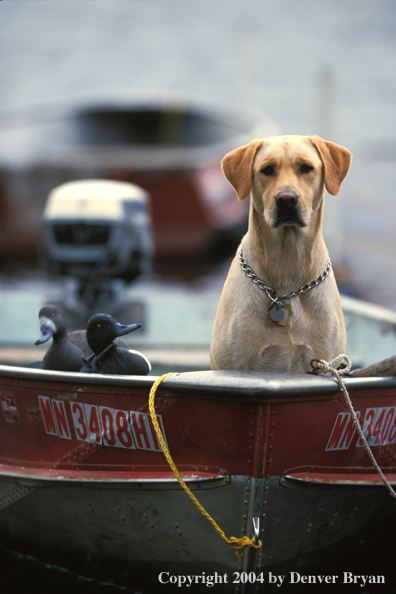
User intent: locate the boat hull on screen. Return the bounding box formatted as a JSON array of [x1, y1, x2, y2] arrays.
[[1, 366, 396, 591]]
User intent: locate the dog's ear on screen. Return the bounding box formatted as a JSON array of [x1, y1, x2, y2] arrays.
[[221, 139, 263, 200], [309, 136, 352, 196]]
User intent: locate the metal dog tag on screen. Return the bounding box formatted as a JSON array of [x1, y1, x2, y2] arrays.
[[267, 302, 293, 327], [269, 302, 287, 323], [278, 308, 290, 324]]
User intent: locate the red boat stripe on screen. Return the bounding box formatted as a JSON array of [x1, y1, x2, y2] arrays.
[[130, 411, 154, 450], [52, 400, 71, 440], [114, 409, 136, 449], [326, 411, 360, 451], [70, 402, 88, 441], [38, 396, 57, 436], [84, 404, 102, 444]]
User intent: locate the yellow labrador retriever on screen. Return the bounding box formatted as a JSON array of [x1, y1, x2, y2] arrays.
[[210, 135, 352, 372]]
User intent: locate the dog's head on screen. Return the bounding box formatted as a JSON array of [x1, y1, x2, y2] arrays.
[[221, 135, 352, 229]]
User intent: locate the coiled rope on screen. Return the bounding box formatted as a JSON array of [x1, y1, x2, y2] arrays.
[[310, 355, 396, 500], [148, 373, 262, 557]]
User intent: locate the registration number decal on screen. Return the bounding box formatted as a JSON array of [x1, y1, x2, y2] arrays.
[[326, 406, 396, 451], [38, 396, 166, 452]]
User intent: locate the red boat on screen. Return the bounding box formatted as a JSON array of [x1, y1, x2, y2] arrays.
[[0, 94, 277, 265], [1, 363, 396, 592]]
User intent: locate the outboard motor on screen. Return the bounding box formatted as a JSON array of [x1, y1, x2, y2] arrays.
[[42, 179, 153, 310]]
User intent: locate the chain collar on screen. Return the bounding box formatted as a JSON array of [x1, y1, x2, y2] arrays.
[[239, 248, 332, 304]]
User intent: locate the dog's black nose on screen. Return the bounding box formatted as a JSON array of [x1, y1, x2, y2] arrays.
[[275, 190, 299, 208]]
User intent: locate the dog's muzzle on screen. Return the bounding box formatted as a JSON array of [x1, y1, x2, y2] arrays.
[[273, 190, 306, 227]]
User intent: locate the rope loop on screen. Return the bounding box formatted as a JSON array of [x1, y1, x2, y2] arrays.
[[309, 354, 352, 376], [149, 373, 262, 557], [310, 355, 396, 500]]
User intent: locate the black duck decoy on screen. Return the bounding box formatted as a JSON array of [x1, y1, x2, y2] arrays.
[[80, 313, 151, 375], [35, 305, 92, 371]]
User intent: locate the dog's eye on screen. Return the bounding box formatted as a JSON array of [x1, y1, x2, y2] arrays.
[[300, 164, 313, 174], [261, 165, 275, 176]]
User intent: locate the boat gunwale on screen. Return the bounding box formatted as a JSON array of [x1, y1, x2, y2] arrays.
[[0, 466, 230, 489], [1, 364, 396, 399]]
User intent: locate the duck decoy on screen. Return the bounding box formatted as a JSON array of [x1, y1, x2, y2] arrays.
[[35, 305, 92, 371], [35, 305, 128, 372], [80, 313, 151, 375]]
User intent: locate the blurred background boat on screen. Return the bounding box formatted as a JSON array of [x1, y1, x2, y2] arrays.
[[0, 93, 277, 271]]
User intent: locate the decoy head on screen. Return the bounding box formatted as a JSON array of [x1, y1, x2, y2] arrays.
[[35, 305, 67, 345], [86, 313, 141, 355]]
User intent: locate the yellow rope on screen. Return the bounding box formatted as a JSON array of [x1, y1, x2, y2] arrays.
[[148, 373, 262, 558]]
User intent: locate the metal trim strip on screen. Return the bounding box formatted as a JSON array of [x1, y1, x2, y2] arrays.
[[1, 365, 396, 399]]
